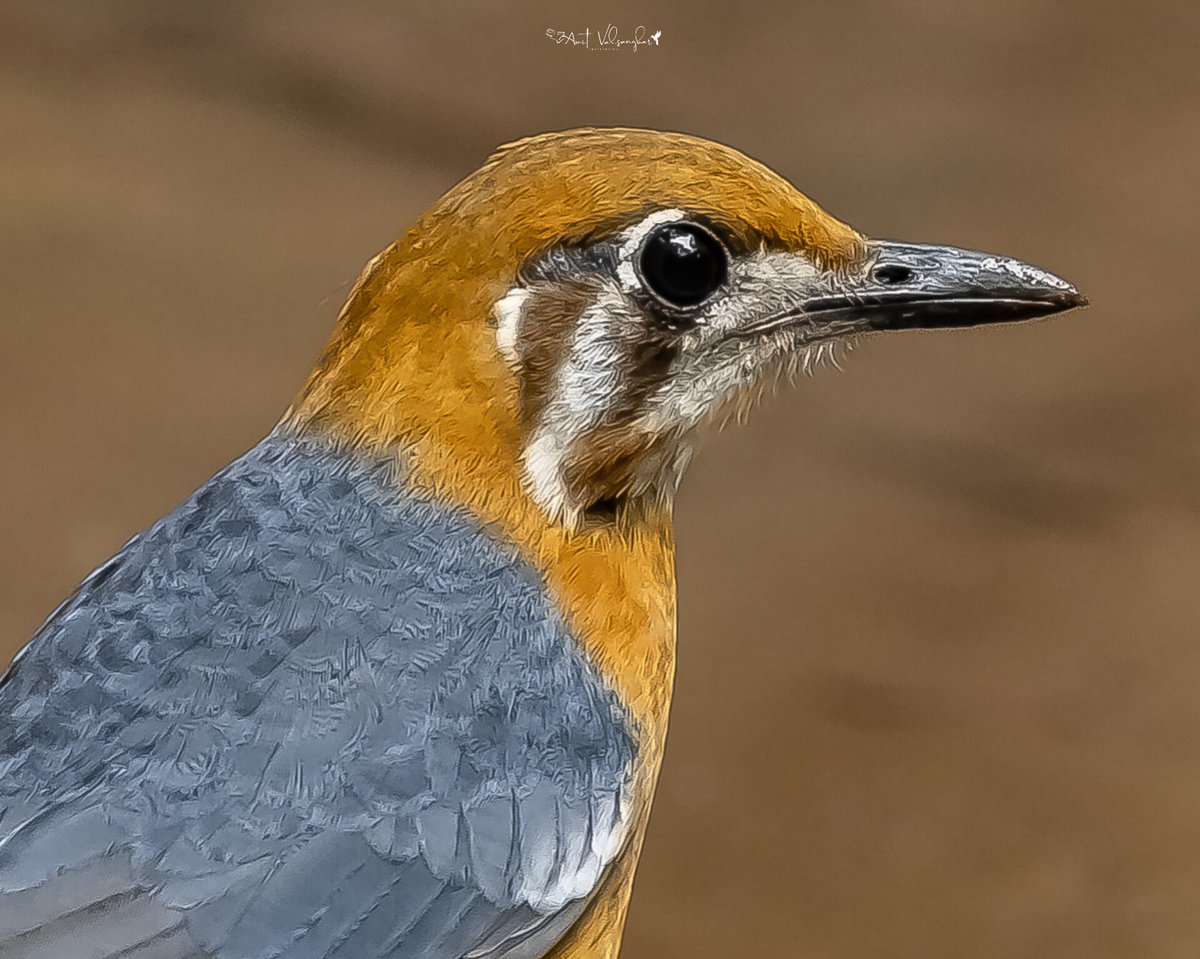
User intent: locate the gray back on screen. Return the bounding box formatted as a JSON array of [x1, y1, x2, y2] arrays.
[[0, 431, 638, 959]]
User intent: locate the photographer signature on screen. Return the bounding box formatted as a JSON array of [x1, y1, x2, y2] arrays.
[[545, 25, 662, 51]]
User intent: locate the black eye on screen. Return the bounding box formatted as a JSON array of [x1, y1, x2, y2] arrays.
[[637, 222, 728, 309]]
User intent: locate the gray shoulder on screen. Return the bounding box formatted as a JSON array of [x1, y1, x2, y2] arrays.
[[0, 432, 636, 958]]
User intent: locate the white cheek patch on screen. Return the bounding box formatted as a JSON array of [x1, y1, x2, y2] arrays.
[[554, 297, 627, 428], [521, 289, 634, 522], [493, 287, 529, 365]]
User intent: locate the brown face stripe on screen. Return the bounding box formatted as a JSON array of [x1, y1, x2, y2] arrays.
[[513, 279, 597, 429], [561, 425, 666, 507]]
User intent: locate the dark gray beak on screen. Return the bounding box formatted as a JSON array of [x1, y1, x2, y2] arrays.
[[806, 240, 1088, 331]]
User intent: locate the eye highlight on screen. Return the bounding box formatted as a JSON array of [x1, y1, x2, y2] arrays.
[[636, 222, 728, 309]]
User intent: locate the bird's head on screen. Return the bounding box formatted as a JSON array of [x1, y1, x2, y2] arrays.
[[288, 128, 1085, 530]]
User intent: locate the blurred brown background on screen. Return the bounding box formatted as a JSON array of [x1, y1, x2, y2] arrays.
[[2, 2, 1199, 957]]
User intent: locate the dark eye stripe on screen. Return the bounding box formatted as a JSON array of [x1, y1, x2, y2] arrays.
[[519, 243, 621, 284]]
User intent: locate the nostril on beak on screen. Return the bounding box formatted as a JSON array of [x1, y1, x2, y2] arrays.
[[872, 264, 913, 285]]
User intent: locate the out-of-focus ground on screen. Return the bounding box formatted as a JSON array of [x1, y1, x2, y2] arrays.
[[2, 2, 1199, 956]]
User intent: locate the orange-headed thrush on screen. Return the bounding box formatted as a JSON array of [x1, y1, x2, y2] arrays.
[[0, 129, 1086, 958]]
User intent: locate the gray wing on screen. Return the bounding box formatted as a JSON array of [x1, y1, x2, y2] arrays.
[[0, 433, 637, 959]]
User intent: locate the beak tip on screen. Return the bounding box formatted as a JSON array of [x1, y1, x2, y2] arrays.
[[1060, 287, 1089, 310]]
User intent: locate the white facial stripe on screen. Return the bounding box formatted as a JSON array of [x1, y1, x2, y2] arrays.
[[493, 287, 529, 365], [522, 286, 636, 521], [554, 296, 627, 429]]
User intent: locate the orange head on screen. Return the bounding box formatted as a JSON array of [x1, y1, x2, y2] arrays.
[[287, 127, 1084, 530]]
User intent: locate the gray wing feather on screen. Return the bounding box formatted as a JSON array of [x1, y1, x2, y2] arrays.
[[0, 432, 636, 959]]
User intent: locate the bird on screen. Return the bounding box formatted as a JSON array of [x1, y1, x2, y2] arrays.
[[0, 127, 1085, 959]]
